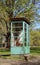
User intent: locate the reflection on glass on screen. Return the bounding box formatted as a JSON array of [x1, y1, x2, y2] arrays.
[[12, 22, 23, 46], [11, 22, 29, 47]]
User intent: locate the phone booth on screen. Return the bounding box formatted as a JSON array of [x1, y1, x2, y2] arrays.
[[11, 18, 30, 55]]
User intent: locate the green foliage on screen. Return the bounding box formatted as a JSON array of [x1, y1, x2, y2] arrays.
[[0, 0, 39, 47], [30, 46, 40, 55], [0, 0, 34, 34], [0, 5, 9, 34], [30, 30, 40, 46]]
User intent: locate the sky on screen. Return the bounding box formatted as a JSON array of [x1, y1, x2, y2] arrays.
[[33, 3, 40, 29], [33, 22, 40, 29]]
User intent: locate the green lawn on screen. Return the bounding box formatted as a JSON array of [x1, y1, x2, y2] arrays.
[[0, 46, 40, 60], [0, 51, 10, 55], [0, 48, 10, 55], [0, 46, 40, 55], [30, 46, 40, 56]]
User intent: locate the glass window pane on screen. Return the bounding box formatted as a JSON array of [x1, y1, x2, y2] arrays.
[[11, 22, 23, 47]]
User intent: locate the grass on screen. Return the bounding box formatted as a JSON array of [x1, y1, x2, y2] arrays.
[[0, 46, 40, 60], [0, 48, 10, 55], [0, 55, 24, 60], [0, 48, 24, 60], [0, 51, 10, 55], [30, 46, 40, 56]]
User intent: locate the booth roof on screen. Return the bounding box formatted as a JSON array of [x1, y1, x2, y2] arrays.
[[10, 17, 30, 25]]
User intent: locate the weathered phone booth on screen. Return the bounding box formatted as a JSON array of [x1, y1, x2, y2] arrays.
[[11, 18, 30, 55]]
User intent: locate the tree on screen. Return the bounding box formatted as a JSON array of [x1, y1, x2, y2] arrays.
[[0, 0, 35, 48], [30, 30, 40, 46]]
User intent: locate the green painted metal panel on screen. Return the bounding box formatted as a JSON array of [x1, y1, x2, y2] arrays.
[[23, 46, 30, 54], [11, 46, 30, 54]]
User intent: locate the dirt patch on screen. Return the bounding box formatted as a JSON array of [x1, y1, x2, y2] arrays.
[[0, 56, 40, 65]]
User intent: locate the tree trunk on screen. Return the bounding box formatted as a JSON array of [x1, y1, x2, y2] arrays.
[[6, 32, 10, 49]]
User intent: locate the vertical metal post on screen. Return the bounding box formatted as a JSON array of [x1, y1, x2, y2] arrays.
[[28, 25, 30, 46], [23, 22, 25, 54], [23, 22, 25, 46], [26, 24, 27, 46], [26, 24, 29, 46]]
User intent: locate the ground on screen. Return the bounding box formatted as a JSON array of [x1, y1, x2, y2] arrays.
[[0, 56, 40, 65], [0, 46, 40, 65]]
